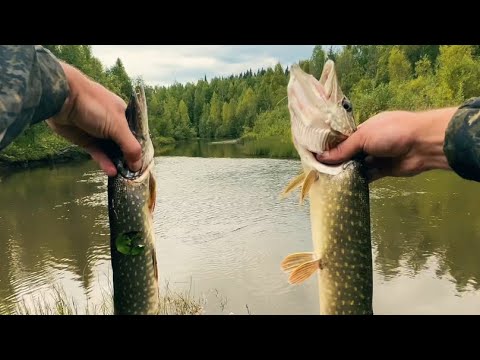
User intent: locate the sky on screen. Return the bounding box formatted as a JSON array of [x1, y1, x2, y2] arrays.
[[91, 45, 316, 87]]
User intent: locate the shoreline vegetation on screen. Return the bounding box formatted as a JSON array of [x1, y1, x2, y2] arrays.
[[3, 282, 210, 315], [5, 45, 478, 166]]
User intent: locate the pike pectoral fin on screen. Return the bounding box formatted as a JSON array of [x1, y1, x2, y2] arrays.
[[148, 174, 156, 213], [300, 170, 318, 204], [281, 171, 305, 198], [289, 258, 323, 285], [281, 252, 315, 273]]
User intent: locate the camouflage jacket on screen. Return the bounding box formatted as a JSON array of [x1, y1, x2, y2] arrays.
[[444, 97, 480, 182], [0, 45, 69, 151]]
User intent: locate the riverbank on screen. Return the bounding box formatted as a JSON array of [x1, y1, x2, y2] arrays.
[[0, 145, 90, 170], [0, 135, 177, 170], [0, 135, 299, 172], [6, 283, 206, 315], [239, 135, 298, 159]]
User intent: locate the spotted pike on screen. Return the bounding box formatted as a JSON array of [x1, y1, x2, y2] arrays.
[[281, 60, 373, 315], [105, 85, 160, 315]]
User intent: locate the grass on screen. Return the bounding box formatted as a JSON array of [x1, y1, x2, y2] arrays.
[[0, 125, 87, 164], [10, 281, 206, 315], [158, 281, 205, 315], [152, 136, 176, 146], [240, 136, 299, 159], [13, 284, 111, 315]]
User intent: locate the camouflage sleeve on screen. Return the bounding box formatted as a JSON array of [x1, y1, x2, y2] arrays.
[[0, 45, 69, 151], [443, 97, 480, 182]]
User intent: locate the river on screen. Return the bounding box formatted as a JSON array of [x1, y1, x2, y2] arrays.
[[1, 140, 479, 314]]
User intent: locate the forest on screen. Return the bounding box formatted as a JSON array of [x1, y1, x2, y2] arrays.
[[2, 45, 479, 164]]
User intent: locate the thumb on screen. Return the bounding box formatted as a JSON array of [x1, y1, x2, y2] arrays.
[[110, 116, 142, 172], [316, 130, 365, 164]]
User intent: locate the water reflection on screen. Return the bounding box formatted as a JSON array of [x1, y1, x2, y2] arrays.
[[0, 161, 109, 313], [370, 172, 480, 293]]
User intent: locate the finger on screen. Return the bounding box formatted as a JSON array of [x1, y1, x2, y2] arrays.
[[47, 121, 118, 176], [364, 156, 394, 170], [364, 156, 395, 183], [367, 165, 410, 182], [364, 155, 375, 166], [316, 130, 365, 164], [46, 121, 92, 148], [84, 144, 117, 177], [366, 168, 388, 183], [110, 117, 142, 172]]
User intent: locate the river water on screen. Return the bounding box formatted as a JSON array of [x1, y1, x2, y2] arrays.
[[1, 141, 479, 314]]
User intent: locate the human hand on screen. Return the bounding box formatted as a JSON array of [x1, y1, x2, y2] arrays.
[[47, 62, 141, 177], [316, 108, 458, 182]]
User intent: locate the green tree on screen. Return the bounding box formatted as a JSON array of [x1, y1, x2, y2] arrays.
[[199, 103, 211, 138], [415, 56, 433, 78], [209, 92, 222, 137], [388, 47, 412, 83], [437, 45, 480, 101], [106, 58, 132, 101], [174, 100, 194, 139], [194, 81, 207, 130], [235, 88, 257, 135], [299, 60, 311, 74], [335, 46, 362, 95], [160, 96, 176, 138], [310, 45, 326, 79]]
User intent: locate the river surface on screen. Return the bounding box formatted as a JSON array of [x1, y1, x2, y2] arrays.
[[1, 141, 480, 314]]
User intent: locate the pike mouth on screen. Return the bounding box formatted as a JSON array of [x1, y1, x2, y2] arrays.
[[288, 60, 356, 177], [292, 126, 347, 158], [101, 85, 153, 180], [292, 136, 347, 176]]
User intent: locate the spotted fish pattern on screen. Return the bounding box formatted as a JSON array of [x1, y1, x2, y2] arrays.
[[309, 163, 372, 315], [281, 60, 373, 315], [108, 166, 159, 315], [107, 86, 160, 315]]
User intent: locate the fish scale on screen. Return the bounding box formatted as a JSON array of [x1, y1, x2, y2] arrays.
[[309, 164, 372, 315]]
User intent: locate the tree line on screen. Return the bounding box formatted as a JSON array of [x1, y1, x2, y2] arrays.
[[3, 45, 480, 163]]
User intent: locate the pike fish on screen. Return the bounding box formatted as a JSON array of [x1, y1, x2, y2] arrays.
[[105, 85, 160, 315], [281, 60, 373, 315]]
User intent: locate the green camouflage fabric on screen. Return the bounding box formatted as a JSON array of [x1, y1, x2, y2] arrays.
[[0, 45, 69, 151], [444, 97, 480, 182]]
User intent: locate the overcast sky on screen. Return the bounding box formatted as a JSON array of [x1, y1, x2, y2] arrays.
[[91, 45, 316, 87]]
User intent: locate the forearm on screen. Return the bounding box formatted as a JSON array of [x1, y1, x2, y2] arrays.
[[412, 99, 480, 182], [51, 61, 93, 125], [0, 45, 69, 151], [413, 107, 458, 173]]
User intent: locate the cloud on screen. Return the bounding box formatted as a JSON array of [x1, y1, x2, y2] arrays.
[[91, 45, 315, 87]]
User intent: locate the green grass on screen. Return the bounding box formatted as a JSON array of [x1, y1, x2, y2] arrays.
[[152, 136, 176, 146], [0, 126, 88, 165], [240, 136, 299, 159], [10, 282, 206, 315]]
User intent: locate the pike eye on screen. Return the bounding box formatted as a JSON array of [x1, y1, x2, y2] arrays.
[[342, 98, 352, 112]]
